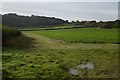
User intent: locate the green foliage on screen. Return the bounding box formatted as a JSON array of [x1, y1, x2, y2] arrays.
[[71, 20, 120, 28], [2, 26, 21, 46], [2, 13, 69, 28], [32, 28, 118, 43], [2, 25, 33, 48], [2, 26, 21, 39], [2, 13, 120, 29], [2, 69, 12, 79]]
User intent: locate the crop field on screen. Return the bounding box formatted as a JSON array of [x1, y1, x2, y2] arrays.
[[31, 28, 118, 43], [2, 27, 119, 79]]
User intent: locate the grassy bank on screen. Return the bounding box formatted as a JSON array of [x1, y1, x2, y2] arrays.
[[2, 26, 21, 46], [2, 25, 33, 48]]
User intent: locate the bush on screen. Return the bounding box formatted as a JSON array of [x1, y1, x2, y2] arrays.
[[2, 26, 21, 46]]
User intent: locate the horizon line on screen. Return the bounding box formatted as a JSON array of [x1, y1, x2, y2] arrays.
[[1, 12, 119, 22]]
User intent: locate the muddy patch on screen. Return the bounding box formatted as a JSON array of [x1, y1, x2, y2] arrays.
[[69, 69, 79, 75], [68, 62, 94, 76], [78, 62, 94, 69]]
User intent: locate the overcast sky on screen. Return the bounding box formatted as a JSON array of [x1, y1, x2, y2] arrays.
[[2, 2, 119, 21], [1, 0, 119, 2]]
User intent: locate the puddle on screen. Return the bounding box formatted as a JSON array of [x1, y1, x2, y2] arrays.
[[68, 62, 94, 75], [69, 69, 79, 75], [78, 62, 94, 69]]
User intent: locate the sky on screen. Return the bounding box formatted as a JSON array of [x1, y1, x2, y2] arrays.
[[1, 0, 120, 2], [1, 2, 119, 21]]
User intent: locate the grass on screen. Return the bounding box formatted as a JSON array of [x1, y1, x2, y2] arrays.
[[19, 25, 73, 31], [2, 26, 22, 46], [2, 27, 118, 79], [51, 25, 73, 28], [31, 28, 118, 43], [2, 26, 21, 39]]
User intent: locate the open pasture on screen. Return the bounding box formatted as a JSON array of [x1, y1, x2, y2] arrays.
[[31, 28, 118, 43]]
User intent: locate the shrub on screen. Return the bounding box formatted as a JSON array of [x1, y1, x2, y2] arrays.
[[2, 26, 21, 46]]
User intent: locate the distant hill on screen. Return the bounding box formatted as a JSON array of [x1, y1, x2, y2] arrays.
[[2, 13, 69, 28], [2, 13, 120, 29]]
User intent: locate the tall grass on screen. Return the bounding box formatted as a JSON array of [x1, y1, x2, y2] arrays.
[[2, 26, 21, 39], [2, 26, 21, 46]]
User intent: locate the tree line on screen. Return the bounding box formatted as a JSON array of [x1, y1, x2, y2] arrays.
[[72, 20, 120, 28], [2, 13, 120, 29], [2, 13, 69, 28]]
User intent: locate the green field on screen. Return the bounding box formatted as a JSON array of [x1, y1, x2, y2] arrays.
[[31, 28, 118, 43], [2, 27, 118, 79]]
